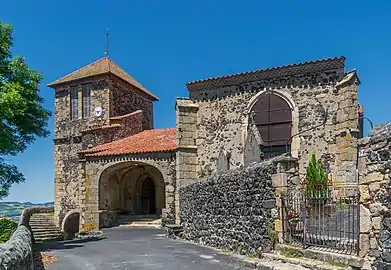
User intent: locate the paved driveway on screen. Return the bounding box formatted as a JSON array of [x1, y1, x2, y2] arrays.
[[37, 227, 250, 270]]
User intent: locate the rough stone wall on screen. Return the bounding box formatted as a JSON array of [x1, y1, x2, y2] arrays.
[[0, 226, 33, 270], [54, 76, 111, 226], [189, 67, 360, 186], [80, 151, 176, 230], [54, 74, 155, 228], [81, 110, 144, 149], [109, 75, 154, 130], [357, 123, 391, 267], [180, 156, 298, 255], [0, 206, 54, 270]]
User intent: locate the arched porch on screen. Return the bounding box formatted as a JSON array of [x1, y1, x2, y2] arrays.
[[98, 161, 166, 228]]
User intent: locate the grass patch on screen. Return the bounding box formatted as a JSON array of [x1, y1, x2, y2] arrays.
[[281, 250, 304, 258]]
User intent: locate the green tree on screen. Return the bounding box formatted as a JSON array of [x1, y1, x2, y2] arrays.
[[0, 22, 50, 199], [305, 153, 328, 197]]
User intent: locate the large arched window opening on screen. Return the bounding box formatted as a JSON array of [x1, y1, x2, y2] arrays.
[[252, 93, 292, 158]]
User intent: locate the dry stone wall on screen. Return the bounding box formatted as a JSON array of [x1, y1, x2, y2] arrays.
[[180, 156, 298, 255], [0, 207, 54, 270], [357, 123, 391, 268]]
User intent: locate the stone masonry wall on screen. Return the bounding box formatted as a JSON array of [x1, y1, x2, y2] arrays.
[[0, 207, 54, 270], [81, 110, 144, 149], [189, 66, 360, 188], [80, 152, 176, 230], [357, 123, 391, 268], [180, 156, 299, 255], [54, 74, 155, 228], [109, 75, 154, 130]]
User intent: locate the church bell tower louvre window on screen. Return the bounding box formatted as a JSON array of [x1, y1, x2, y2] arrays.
[[82, 83, 92, 118], [70, 86, 78, 120], [252, 93, 292, 159]]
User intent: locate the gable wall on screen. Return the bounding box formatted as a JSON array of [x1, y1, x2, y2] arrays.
[[189, 67, 360, 183]]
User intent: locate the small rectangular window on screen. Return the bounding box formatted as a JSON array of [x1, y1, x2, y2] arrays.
[[70, 86, 78, 120], [82, 83, 91, 118]]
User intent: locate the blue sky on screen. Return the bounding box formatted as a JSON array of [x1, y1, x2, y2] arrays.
[[1, 0, 390, 203]]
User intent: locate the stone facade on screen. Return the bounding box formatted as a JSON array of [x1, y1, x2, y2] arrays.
[[50, 56, 364, 243], [357, 123, 391, 268], [80, 152, 176, 229], [184, 58, 361, 189], [51, 68, 159, 228]]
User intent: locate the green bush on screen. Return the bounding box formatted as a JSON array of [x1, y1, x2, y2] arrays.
[[0, 218, 18, 243]]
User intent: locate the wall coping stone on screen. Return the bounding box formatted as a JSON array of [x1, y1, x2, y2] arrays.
[[0, 225, 33, 270]]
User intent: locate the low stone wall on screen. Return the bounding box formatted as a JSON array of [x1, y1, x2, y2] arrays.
[[0, 206, 54, 269], [0, 226, 33, 270], [179, 156, 298, 255], [357, 123, 391, 268]]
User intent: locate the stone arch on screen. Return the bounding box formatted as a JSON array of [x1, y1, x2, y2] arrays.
[[62, 209, 80, 240], [242, 89, 299, 160], [97, 160, 166, 227]]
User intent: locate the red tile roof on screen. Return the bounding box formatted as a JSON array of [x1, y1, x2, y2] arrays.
[[47, 57, 159, 101], [81, 128, 176, 157], [186, 56, 346, 91]]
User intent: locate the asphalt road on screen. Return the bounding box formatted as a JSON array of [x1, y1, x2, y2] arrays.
[[38, 227, 250, 270]]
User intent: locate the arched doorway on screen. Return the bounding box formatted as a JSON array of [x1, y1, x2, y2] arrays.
[[141, 177, 156, 214], [62, 211, 80, 240], [252, 93, 293, 158]]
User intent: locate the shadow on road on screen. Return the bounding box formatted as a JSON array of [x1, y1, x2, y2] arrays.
[[34, 236, 106, 252]]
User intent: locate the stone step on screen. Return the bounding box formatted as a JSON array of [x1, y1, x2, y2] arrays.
[[119, 223, 162, 229], [34, 235, 64, 242], [117, 216, 161, 222], [275, 244, 363, 269], [33, 232, 63, 238], [31, 227, 62, 233], [29, 221, 54, 225], [261, 253, 352, 270], [30, 217, 52, 221]]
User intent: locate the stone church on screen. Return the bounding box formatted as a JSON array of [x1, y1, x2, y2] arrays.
[[48, 56, 362, 235]]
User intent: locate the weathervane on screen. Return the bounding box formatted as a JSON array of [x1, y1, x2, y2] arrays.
[[104, 28, 109, 57]]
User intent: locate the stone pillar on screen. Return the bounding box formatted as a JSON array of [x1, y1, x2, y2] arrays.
[[332, 72, 360, 189], [272, 156, 300, 243], [175, 98, 198, 225], [79, 162, 100, 231]]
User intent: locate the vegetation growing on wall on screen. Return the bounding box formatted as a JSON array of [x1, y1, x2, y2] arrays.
[[0, 218, 17, 243], [305, 153, 328, 197], [198, 165, 213, 178]]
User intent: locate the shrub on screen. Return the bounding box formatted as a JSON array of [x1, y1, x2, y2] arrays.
[[305, 153, 328, 197], [0, 218, 18, 243]]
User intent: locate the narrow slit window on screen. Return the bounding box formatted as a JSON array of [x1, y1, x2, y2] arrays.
[[70, 86, 78, 120], [82, 83, 91, 118]]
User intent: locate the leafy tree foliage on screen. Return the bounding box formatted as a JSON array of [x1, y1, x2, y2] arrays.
[[0, 218, 17, 243], [0, 22, 50, 199], [305, 153, 328, 197]]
